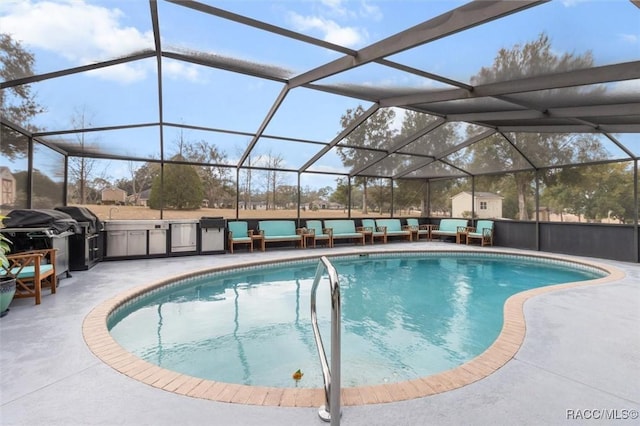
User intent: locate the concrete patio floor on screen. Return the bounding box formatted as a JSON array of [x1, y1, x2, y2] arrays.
[[1, 242, 639, 426]]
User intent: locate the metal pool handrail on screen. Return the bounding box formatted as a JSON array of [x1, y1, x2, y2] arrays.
[[311, 256, 341, 424]]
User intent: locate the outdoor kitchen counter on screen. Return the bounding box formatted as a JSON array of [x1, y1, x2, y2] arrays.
[[103, 220, 170, 259]]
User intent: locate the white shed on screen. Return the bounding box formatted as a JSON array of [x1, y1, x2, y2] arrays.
[[451, 191, 503, 218], [101, 187, 127, 205], [0, 166, 16, 207]]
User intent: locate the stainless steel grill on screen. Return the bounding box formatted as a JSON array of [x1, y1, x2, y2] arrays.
[[1, 209, 79, 278], [53, 207, 103, 271]]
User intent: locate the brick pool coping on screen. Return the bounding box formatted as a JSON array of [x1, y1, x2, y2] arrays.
[[82, 250, 624, 407]]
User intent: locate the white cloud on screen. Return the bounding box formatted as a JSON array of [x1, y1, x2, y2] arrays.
[[359, 1, 382, 22], [618, 33, 638, 44], [86, 62, 147, 84], [162, 59, 200, 83], [320, 0, 349, 18], [285, 0, 383, 48], [1, 1, 151, 59], [319, 0, 381, 21], [0, 0, 199, 83], [288, 12, 367, 48]]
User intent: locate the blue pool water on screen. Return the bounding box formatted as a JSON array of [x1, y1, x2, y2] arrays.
[[108, 253, 605, 388]]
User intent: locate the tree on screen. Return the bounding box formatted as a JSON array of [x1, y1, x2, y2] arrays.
[[468, 33, 605, 220], [394, 178, 428, 215], [278, 184, 298, 209], [80, 177, 110, 204], [316, 186, 333, 200], [148, 155, 204, 210], [337, 106, 398, 214], [182, 139, 234, 207], [395, 110, 459, 215], [67, 107, 104, 204], [367, 178, 391, 213], [258, 151, 286, 210], [114, 162, 159, 204], [541, 162, 634, 223], [330, 178, 349, 209], [0, 33, 44, 158]]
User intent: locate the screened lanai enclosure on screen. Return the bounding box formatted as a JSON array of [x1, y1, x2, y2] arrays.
[[1, 0, 640, 262]]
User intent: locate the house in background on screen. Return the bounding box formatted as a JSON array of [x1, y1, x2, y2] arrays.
[[101, 187, 127, 205], [238, 201, 267, 210], [451, 191, 503, 218], [0, 166, 16, 207], [127, 189, 151, 207], [301, 199, 344, 211]]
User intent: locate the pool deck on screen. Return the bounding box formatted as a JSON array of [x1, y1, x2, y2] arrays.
[[1, 242, 639, 425]]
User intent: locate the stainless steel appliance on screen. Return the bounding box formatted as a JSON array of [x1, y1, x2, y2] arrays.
[[104, 220, 168, 258], [199, 217, 226, 254], [54, 206, 103, 271], [148, 229, 167, 255], [169, 220, 198, 254]]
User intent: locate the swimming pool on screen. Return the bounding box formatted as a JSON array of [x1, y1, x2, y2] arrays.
[[107, 252, 606, 390]]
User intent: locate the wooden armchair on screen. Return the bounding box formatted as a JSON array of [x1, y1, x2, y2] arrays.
[[358, 219, 387, 244], [466, 220, 494, 246], [1, 249, 57, 305], [228, 221, 254, 253]]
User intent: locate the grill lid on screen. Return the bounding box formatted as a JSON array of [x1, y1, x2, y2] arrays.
[[55, 206, 102, 233], [2, 209, 80, 234]]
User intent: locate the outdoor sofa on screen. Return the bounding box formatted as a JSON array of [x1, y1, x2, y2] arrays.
[[430, 219, 469, 242], [376, 218, 412, 242], [323, 219, 365, 245], [258, 220, 303, 250]]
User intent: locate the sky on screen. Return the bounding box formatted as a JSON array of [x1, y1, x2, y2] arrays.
[[1, 0, 639, 189]]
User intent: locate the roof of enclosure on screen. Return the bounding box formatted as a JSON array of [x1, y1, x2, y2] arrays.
[[1, 0, 640, 182]]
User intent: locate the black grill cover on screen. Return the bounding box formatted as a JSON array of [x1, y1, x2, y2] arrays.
[[2, 209, 80, 234], [55, 206, 102, 234]]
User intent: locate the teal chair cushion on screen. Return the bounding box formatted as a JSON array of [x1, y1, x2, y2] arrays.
[[258, 220, 298, 237], [228, 221, 249, 238], [475, 220, 494, 234], [361, 219, 385, 235], [0, 264, 54, 279], [375, 219, 405, 233], [361, 219, 376, 230], [324, 220, 358, 235], [406, 218, 419, 228], [306, 220, 330, 238]]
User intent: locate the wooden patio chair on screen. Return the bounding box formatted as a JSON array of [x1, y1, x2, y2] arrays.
[[466, 220, 494, 247], [227, 221, 254, 253], [358, 219, 387, 244], [0, 249, 57, 305]]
